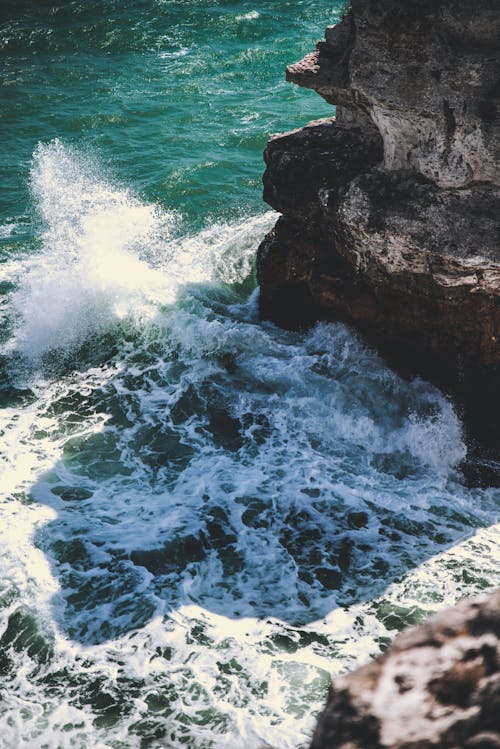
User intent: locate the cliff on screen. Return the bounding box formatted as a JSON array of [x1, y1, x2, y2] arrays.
[[309, 589, 500, 749], [257, 0, 500, 450]]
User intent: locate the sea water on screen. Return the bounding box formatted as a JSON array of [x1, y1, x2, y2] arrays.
[[0, 2, 499, 748]]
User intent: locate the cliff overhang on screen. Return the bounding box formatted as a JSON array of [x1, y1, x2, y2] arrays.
[[257, 0, 500, 451]]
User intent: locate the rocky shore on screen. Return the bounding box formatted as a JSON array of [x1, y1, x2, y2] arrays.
[[257, 0, 500, 450], [309, 589, 500, 749], [257, 4, 500, 745]]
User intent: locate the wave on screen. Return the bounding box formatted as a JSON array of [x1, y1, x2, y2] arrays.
[[5, 140, 274, 367], [1, 141, 497, 749]]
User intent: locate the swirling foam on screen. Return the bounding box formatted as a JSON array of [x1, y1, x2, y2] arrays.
[[0, 143, 498, 749]]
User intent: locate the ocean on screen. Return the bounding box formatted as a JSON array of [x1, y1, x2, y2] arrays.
[[0, 2, 499, 747]]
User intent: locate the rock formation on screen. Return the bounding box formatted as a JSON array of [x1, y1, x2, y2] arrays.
[[309, 589, 500, 749], [257, 0, 500, 449]]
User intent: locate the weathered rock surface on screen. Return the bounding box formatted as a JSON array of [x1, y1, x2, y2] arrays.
[[263, 118, 382, 217], [257, 0, 500, 449], [309, 589, 500, 749], [287, 0, 500, 188]]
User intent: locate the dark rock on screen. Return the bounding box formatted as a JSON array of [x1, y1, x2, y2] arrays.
[[263, 118, 382, 217], [257, 0, 500, 449], [310, 590, 500, 749]]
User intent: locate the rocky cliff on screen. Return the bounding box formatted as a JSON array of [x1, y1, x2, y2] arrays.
[[309, 589, 500, 749], [257, 0, 500, 449]]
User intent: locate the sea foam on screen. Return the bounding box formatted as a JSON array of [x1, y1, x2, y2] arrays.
[[8, 140, 274, 366], [1, 143, 497, 749]]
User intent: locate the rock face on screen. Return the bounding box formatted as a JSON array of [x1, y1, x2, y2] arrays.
[[257, 0, 500, 448], [310, 589, 500, 749]]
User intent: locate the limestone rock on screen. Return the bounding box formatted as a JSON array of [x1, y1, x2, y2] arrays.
[[286, 0, 500, 188], [257, 0, 500, 448], [310, 590, 500, 749]]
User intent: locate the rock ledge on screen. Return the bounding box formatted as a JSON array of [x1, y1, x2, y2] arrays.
[[257, 0, 500, 448]]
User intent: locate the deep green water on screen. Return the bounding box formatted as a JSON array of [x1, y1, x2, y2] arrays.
[[0, 2, 499, 748], [1, 0, 339, 228]]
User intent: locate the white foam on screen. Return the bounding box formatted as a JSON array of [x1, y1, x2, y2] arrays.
[[158, 47, 190, 59], [7, 141, 275, 366], [235, 11, 260, 21], [0, 223, 18, 239], [1, 142, 498, 749]]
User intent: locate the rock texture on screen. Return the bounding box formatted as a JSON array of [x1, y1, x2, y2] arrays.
[[309, 589, 500, 749], [257, 0, 500, 448]]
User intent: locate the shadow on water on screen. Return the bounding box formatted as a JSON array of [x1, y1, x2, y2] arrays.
[[2, 282, 497, 651]]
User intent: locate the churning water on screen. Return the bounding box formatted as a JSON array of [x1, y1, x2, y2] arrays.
[[0, 2, 499, 748]]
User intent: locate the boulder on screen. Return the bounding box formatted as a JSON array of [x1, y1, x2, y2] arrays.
[[310, 590, 500, 749]]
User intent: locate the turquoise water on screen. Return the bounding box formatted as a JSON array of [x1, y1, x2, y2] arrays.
[[0, 3, 499, 748]]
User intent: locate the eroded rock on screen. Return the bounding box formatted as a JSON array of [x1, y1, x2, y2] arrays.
[[257, 0, 500, 448], [309, 590, 500, 749], [287, 0, 500, 188], [263, 118, 382, 217]]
